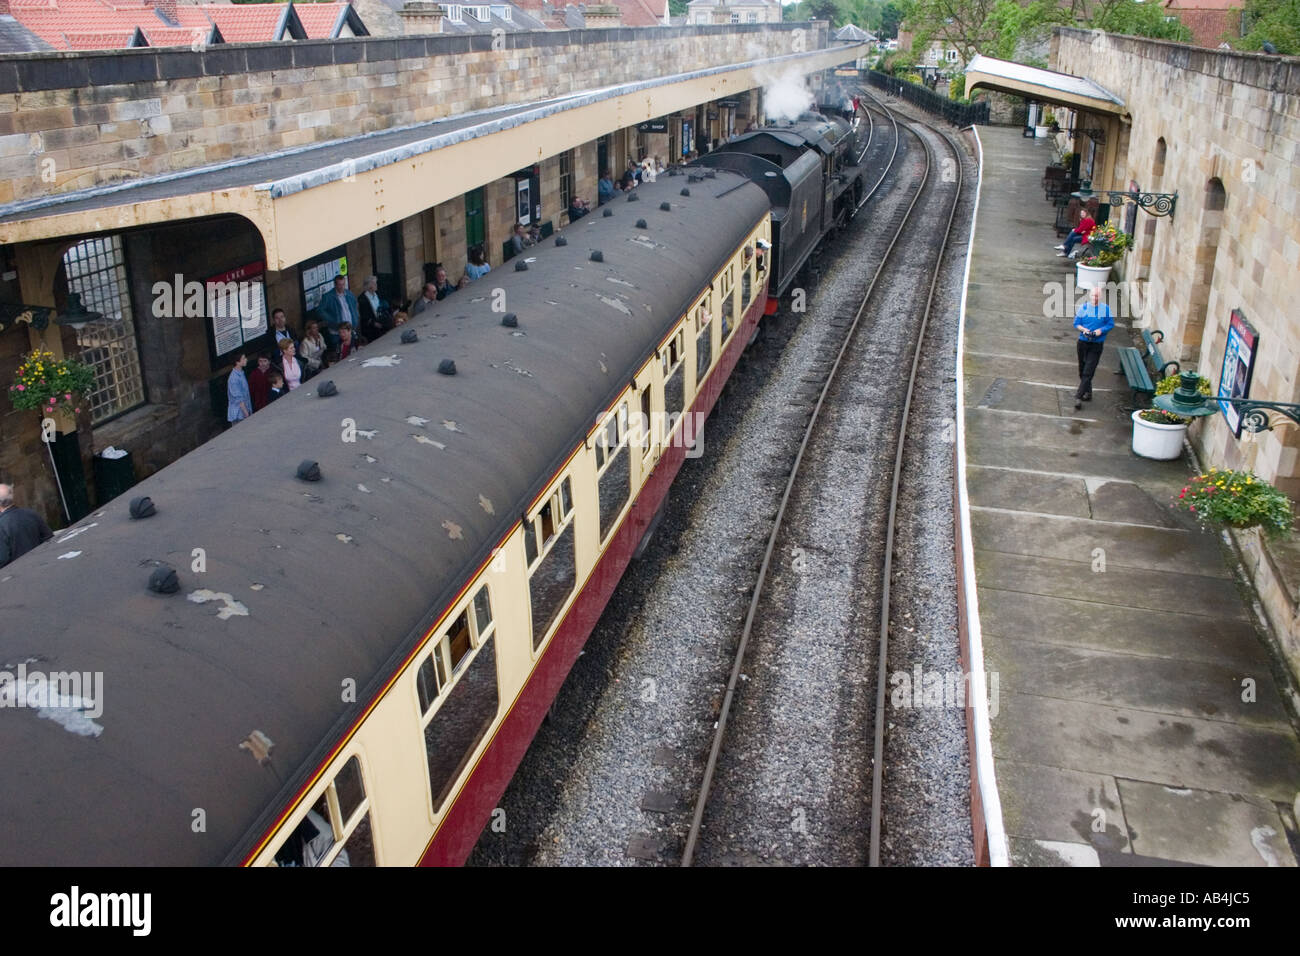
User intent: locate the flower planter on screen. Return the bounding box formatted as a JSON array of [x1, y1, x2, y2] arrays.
[[1076, 262, 1111, 289], [1034, 125, 1050, 138], [1131, 410, 1187, 460]]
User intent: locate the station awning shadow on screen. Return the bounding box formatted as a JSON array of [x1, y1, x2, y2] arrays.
[[964, 53, 1126, 116]]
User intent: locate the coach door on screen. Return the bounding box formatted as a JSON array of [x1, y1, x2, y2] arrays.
[[633, 365, 660, 482]]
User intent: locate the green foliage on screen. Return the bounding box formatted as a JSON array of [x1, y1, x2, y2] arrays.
[[1080, 222, 1131, 267], [806, 0, 842, 23], [903, 71, 925, 83], [1155, 373, 1212, 397], [8, 348, 96, 416], [880, 0, 907, 37], [1177, 469, 1294, 538], [1089, 0, 1193, 40], [1236, 0, 1300, 53], [669, 0, 689, 16], [1138, 408, 1190, 425], [948, 72, 966, 99], [905, 0, 1064, 64]]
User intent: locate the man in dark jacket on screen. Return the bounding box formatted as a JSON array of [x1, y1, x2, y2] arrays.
[[0, 484, 53, 568]]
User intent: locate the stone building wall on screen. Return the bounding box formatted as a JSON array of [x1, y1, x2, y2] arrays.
[[0, 23, 826, 202], [1054, 27, 1300, 677]]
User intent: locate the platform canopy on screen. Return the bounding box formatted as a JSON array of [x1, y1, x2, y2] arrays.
[[964, 54, 1125, 115]]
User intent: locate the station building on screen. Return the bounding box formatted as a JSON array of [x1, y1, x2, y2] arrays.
[[0, 24, 859, 530], [968, 29, 1300, 677]]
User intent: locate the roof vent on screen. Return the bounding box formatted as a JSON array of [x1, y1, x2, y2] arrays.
[[687, 174, 701, 183], [627, 192, 639, 202], [317, 380, 338, 397], [680, 188, 690, 197], [602, 208, 613, 218], [659, 201, 671, 211], [590, 250, 604, 262], [148, 566, 179, 595], [400, 328, 418, 343], [555, 235, 568, 246], [515, 260, 529, 271], [704, 170, 717, 179], [438, 359, 457, 375], [502, 313, 519, 328], [128, 496, 156, 519], [635, 218, 648, 229], [667, 168, 679, 177], [296, 460, 322, 482]]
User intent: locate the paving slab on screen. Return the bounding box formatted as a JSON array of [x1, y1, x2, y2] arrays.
[[967, 466, 1090, 518], [987, 638, 1293, 730], [1007, 836, 1101, 866], [975, 549, 1246, 618], [968, 404, 1146, 452], [976, 589, 1271, 670], [970, 376, 1071, 416], [993, 692, 1300, 803], [997, 759, 1130, 852], [1116, 779, 1297, 866], [972, 512, 1229, 578], [1085, 477, 1186, 528], [967, 439, 1189, 485]]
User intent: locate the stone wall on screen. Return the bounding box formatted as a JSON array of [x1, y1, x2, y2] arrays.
[[0, 23, 826, 202], [1054, 27, 1300, 678]]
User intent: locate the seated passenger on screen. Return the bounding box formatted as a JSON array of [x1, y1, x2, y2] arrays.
[[528, 223, 542, 244], [434, 265, 465, 300], [568, 197, 590, 221], [464, 246, 491, 282], [335, 323, 359, 361]]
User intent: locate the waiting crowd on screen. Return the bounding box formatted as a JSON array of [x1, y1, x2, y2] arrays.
[[226, 257, 492, 423]]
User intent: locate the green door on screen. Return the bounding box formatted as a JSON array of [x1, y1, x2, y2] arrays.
[[465, 188, 485, 250]]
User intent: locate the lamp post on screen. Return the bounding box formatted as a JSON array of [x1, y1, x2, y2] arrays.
[[1154, 371, 1300, 433], [1072, 181, 1177, 218]]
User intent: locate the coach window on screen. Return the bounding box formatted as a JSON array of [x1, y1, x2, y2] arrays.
[[741, 247, 754, 311], [527, 476, 577, 649], [661, 328, 685, 435], [721, 262, 736, 340], [271, 755, 376, 867], [418, 583, 499, 813], [596, 402, 631, 542], [695, 293, 714, 383]]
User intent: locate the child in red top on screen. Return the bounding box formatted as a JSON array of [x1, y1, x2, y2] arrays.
[[1057, 215, 1096, 257]]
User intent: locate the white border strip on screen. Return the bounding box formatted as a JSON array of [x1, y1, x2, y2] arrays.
[[956, 125, 1010, 867]]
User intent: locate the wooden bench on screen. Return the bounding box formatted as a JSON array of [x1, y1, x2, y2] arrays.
[[1116, 329, 1179, 401]]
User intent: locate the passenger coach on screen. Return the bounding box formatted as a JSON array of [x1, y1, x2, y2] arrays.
[[0, 171, 772, 866]]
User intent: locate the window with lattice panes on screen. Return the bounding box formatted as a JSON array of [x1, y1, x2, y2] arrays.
[[271, 755, 376, 866], [62, 235, 145, 425], [595, 402, 630, 542]]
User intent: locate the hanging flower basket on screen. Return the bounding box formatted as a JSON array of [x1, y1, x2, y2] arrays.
[[1175, 468, 1294, 538], [7, 348, 94, 417]]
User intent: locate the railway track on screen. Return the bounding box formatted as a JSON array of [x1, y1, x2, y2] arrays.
[[680, 95, 967, 867]]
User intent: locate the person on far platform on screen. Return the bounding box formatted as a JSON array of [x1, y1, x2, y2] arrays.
[[1072, 284, 1114, 410]]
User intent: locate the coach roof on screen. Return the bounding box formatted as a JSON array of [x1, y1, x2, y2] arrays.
[[0, 169, 769, 866]]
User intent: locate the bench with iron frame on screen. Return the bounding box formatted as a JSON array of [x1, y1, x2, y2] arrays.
[[1116, 328, 1179, 402]]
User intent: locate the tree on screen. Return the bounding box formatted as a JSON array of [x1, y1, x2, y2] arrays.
[[1234, 0, 1300, 52], [807, 0, 843, 23], [1090, 0, 1193, 40], [904, 0, 1063, 64], [880, 0, 907, 37], [669, 0, 689, 16]]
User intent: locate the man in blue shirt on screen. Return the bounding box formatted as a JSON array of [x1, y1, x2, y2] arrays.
[[597, 171, 615, 205], [316, 274, 359, 348], [1073, 284, 1114, 410]]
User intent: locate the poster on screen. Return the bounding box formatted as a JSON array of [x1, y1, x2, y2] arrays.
[[516, 178, 531, 226], [1217, 309, 1258, 438], [206, 261, 267, 360], [301, 252, 348, 317], [681, 119, 693, 157]]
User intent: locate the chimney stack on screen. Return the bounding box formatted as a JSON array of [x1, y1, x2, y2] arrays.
[[154, 0, 178, 24]]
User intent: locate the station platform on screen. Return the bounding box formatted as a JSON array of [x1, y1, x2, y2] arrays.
[[964, 126, 1300, 866]]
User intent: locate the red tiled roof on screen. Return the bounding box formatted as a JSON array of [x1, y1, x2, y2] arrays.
[[8, 0, 300, 47], [198, 3, 287, 41], [610, 0, 661, 26], [1163, 0, 1238, 10], [293, 1, 346, 38]]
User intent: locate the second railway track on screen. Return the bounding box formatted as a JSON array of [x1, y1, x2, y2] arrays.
[[682, 96, 969, 867]]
